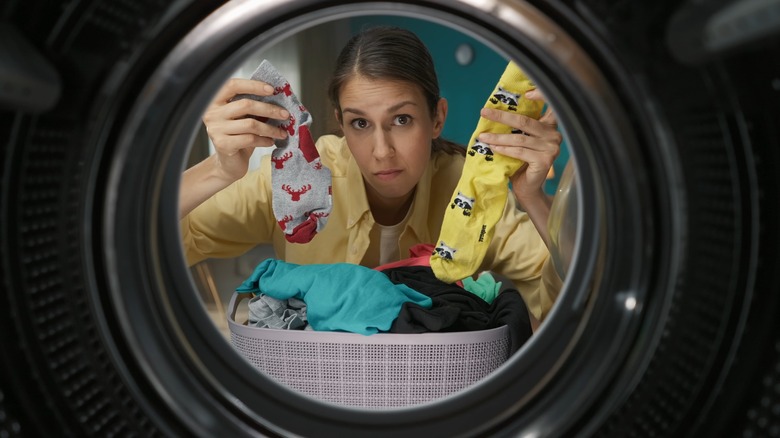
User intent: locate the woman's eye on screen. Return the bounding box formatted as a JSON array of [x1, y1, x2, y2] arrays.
[[350, 119, 369, 130], [394, 115, 411, 126]]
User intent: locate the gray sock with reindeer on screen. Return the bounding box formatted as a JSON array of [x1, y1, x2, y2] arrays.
[[240, 60, 333, 243]]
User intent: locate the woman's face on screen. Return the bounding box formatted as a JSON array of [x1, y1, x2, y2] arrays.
[[337, 75, 446, 206]]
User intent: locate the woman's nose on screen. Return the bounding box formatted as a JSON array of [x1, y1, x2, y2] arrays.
[[372, 130, 395, 159]]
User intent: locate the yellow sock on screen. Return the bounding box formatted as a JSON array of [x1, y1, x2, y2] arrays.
[[430, 61, 544, 283]]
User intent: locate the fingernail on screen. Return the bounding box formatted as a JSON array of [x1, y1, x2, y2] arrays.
[[264, 84, 274, 93], [280, 109, 290, 118]]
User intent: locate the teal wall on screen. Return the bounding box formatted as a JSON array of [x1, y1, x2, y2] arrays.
[[348, 16, 568, 195]]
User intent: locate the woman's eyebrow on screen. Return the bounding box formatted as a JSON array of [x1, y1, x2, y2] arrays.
[[341, 107, 365, 116], [387, 101, 417, 112], [342, 101, 418, 116]]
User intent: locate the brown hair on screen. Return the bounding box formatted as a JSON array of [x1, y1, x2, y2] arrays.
[[327, 26, 465, 156]]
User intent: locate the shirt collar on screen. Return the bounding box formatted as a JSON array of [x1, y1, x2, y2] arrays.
[[346, 155, 371, 228]]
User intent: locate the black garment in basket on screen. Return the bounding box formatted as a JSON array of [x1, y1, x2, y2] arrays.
[[380, 266, 532, 355]]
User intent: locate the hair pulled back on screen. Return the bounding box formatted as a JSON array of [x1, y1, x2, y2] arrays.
[[327, 26, 464, 156]]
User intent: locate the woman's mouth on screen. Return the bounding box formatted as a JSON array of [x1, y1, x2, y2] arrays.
[[374, 169, 403, 181]]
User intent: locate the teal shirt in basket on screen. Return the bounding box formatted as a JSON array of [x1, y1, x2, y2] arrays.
[[236, 259, 433, 335]]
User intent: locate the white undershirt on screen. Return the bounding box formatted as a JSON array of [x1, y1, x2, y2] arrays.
[[378, 222, 404, 265], [376, 208, 411, 265]]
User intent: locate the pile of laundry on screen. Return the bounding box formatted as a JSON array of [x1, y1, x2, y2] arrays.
[[236, 244, 532, 354]]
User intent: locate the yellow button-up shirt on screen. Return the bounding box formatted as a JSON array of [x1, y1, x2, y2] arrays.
[[181, 135, 561, 320]]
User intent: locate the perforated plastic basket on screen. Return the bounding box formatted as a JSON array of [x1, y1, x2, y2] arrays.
[[227, 292, 510, 409]]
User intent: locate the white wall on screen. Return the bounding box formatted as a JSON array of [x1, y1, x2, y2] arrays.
[[208, 35, 302, 171]]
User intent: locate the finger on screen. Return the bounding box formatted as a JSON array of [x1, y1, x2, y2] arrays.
[[215, 134, 277, 156], [222, 98, 290, 122], [213, 77, 276, 104], [478, 124, 562, 152], [479, 135, 558, 161], [480, 107, 536, 132], [480, 105, 563, 147], [479, 114, 557, 145], [479, 123, 560, 155], [523, 87, 558, 124], [478, 131, 530, 148], [539, 111, 557, 126], [204, 100, 290, 140], [490, 143, 537, 162], [524, 89, 545, 101], [492, 145, 556, 177], [539, 105, 558, 126], [213, 117, 289, 141]]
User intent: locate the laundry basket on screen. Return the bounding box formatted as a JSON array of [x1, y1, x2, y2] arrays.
[[227, 292, 511, 409]]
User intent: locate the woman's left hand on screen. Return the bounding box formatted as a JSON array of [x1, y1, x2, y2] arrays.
[[476, 89, 561, 202]]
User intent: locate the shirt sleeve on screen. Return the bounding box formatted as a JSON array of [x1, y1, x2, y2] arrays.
[[180, 155, 277, 266], [480, 194, 562, 321]]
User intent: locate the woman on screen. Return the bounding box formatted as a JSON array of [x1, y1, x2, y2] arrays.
[[180, 26, 563, 327]]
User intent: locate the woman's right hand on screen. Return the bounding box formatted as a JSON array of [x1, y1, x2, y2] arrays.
[[202, 77, 290, 183], [179, 78, 291, 219]]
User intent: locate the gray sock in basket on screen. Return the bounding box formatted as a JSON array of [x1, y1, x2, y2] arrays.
[[236, 60, 333, 243], [247, 295, 307, 330]]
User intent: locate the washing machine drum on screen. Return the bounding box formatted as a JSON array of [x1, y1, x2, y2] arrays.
[[1, 1, 779, 437]]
